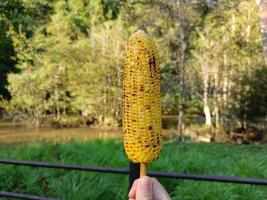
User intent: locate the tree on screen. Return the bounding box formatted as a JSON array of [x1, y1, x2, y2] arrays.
[[0, 0, 53, 114], [5, 0, 127, 125], [191, 0, 263, 132], [1, 0, 266, 131], [258, 0, 267, 64]]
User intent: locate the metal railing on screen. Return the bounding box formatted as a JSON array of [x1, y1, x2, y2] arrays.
[[0, 159, 267, 200]]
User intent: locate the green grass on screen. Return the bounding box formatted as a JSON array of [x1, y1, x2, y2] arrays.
[[0, 140, 267, 199]]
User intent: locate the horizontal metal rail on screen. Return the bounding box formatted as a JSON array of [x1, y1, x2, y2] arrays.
[[0, 159, 128, 174], [0, 191, 58, 200], [1, 159, 267, 186]]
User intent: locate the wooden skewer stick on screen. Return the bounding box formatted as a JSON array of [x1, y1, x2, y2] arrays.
[[140, 163, 147, 177]]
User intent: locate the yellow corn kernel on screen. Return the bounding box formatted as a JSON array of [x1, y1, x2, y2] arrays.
[[123, 30, 162, 164]]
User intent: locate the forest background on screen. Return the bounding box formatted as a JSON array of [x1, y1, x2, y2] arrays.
[[1, 0, 267, 141]]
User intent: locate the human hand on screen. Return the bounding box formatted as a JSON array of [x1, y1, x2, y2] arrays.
[[128, 176, 171, 200]]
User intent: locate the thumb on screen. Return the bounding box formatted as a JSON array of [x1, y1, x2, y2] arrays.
[[136, 176, 153, 200]]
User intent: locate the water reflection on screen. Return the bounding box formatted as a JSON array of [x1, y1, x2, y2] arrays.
[[0, 125, 121, 143], [0, 124, 173, 144]]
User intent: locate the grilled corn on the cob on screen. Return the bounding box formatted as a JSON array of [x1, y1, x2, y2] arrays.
[[123, 30, 162, 164]]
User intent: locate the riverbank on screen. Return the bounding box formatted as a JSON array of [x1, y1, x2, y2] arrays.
[[0, 140, 266, 199], [0, 115, 187, 129], [0, 125, 122, 144], [1, 114, 267, 144], [0, 125, 176, 144]]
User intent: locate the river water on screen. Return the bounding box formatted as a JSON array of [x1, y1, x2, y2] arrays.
[[0, 125, 121, 143], [0, 124, 173, 143]]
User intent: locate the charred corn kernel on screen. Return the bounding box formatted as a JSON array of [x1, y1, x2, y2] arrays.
[[123, 30, 162, 164]]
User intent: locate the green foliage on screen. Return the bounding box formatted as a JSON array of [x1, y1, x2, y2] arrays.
[[0, 0, 266, 128], [0, 141, 267, 199], [232, 67, 267, 121], [2, 0, 128, 125], [0, 22, 17, 99], [190, 0, 264, 127]]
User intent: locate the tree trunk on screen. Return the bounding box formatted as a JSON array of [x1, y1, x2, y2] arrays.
[[221, 52, 229, 131], [177, 53, 185, 138], [222, 53, 228, 108], [177, 0, 187, 139], [214, 64, 220, 129], [231, 9, 236, 35], [259, 0, 267, 64], [203, 70, 212, 126], [54, 84, 60, 120], [246, 8, 251, 42]]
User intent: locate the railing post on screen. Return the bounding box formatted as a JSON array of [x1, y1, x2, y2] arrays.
[[129, 162, 140, 191]]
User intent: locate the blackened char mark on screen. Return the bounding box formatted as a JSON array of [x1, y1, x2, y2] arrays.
[[148, 56, 156, 76]]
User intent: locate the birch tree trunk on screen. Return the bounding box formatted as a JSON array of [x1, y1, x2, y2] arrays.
[[258, 0, 267, 64], [222, 53, 228, 109], [214, 64, 220, 129], [221, 52, 229, 131], [203, 69, 212, 126], [177, 0, 187, 139]]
